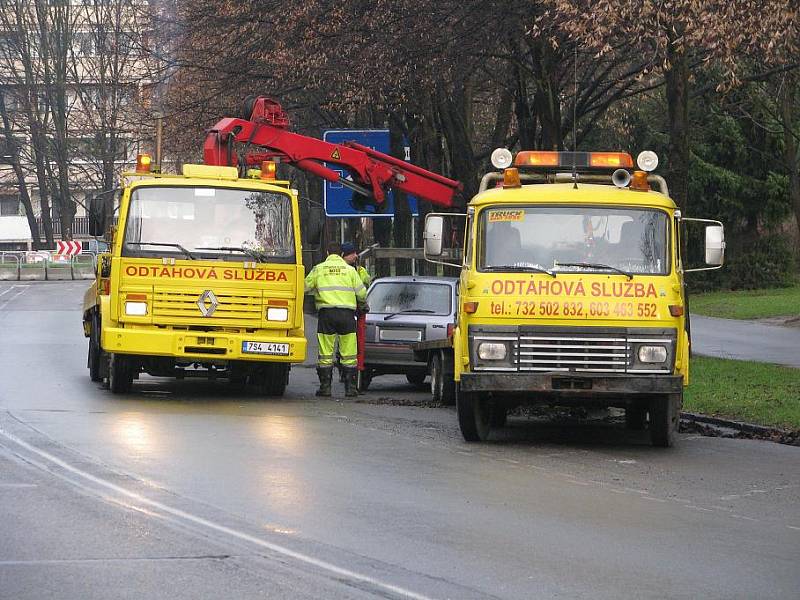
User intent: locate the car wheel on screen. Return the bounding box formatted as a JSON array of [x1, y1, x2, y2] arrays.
[[406, 371, 427, 388], [650, 392, 682, 447], [456, 384, 491, 442]]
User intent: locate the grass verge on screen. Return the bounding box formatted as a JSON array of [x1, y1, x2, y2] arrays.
[[689, 284, 800, 320], [685, 356, 800, 429]]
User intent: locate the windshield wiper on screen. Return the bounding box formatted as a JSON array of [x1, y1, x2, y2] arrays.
[[484, 264, 556, 278], [555, 262, 633, 280], [127, 241, 196, 260], [194, 246, 266, 262], [384, 309, 436, 320]]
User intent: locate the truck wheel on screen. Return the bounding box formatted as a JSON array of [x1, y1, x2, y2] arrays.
[[87, 314, 103, 382], [108, 354, 133, 394], [228, 363, 248, 392], [456, 385, 491, 442], [625, 404, 647, 430], [357, 370, 372, 392], [256, 364, 289, 397], [650, 392, 682, 447], [406, 371, 427, 388]]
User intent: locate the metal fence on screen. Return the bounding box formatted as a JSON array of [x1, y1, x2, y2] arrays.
[[35, 216, 90, 237], [0, 250, 96, 281]]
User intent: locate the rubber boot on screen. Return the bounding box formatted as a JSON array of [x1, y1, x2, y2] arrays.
[[344, 368, 358, 397], [315, 367, 332, 397]]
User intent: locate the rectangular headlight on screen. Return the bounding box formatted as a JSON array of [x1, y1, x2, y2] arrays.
[[125, 301, 147, 316], [266, 307, 289, 321], [478, 342, 507, 360], [638, 345, 667, 363]]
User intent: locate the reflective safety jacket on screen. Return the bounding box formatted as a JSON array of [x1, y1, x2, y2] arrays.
[[357, 265, 372, 287], [304, 254, 367, 310]]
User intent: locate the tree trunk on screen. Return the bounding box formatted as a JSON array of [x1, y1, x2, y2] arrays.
[[438, 92, 478, 203], [664, 39, 690, 212], [390, 115, 412, 275], [513, 65, 537, 150], [0, 91, 42, 249], [410, 96, 444, 276], [779, 72, 800, 251], [531, 39, 563, 150]]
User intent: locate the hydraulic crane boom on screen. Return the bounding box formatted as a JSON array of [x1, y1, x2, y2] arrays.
[[204, 97, 462, 209]]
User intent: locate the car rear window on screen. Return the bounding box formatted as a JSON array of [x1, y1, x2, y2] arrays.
[[367, 282, 451, 315]]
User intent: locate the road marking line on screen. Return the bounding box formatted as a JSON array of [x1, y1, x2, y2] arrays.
[[0, 288, 27, 310], [0, 428, 436, 600]]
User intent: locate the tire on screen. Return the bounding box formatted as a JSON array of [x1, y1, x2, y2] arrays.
[[650, 392, 682, 447], [406, 371, 427, 388], [256, 363, 289, 397], [228, 363, 248, 392], [430, 352, 456, 405], [456, 384, 491, 442], [357, 370, 372, 392], [108, 353, 133, 394], [87, 314, 103, 383], [625, 404, 647, 430]]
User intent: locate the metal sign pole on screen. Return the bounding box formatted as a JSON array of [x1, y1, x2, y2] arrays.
[[411, 217, 417, 276]]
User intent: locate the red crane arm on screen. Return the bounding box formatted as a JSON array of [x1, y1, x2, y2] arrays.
[[203, 98, 462, 208]]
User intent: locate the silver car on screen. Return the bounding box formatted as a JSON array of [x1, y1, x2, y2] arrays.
[[361, 276, 458, 390]]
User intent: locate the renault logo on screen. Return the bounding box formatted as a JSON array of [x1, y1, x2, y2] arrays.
[[197, 290, 219, 317]]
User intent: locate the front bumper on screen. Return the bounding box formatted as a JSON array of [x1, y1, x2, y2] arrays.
[[459, 372, 682, 396], [101, 325, 306, 363], [363, 342, 421, 368]]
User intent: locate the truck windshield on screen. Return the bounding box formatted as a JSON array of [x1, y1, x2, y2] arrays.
[[122, 186, 294, 262], [479, 206, 669, 275], [368, 282, 452, 316]]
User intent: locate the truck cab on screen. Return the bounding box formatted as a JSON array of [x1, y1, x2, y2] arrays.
[[82, 160, 306, 395], [424, 150, 725, 446]]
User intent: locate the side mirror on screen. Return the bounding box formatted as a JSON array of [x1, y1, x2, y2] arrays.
[[88, 195, 106, 237], [705, 225, 725, 266], [424, 215, 444, 257]]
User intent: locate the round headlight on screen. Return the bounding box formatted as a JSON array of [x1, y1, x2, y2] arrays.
[[491, 148, 514, 170], [636, 150, 659, 172]]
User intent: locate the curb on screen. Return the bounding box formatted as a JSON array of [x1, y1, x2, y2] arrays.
[[680, 411, 786, 436], [680, 411, 798, 446]]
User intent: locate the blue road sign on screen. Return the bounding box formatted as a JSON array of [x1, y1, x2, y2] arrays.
[[323, 129, 418, 218]]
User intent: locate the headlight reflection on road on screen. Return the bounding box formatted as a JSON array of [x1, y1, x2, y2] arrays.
[[112, 412, 157, 456], [256, 415, 307, 515], [257, 415, 303, 452]]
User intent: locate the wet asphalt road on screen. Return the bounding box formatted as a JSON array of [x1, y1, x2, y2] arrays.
[[690, 314, 800, 368], [1, 281, 799, 599]]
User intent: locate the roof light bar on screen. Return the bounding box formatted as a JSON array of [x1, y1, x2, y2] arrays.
[[514, 151, 634, 170]]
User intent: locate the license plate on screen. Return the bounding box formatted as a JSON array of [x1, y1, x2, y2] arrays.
[[242, 341, 290, 355], [379, 328, 422, 342]]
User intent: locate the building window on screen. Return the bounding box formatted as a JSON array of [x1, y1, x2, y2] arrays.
[[0, 195, 20, 216]]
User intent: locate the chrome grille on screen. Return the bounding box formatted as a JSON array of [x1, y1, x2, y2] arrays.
[[517, 335, 630, 372], [152, 288, 263, 325]]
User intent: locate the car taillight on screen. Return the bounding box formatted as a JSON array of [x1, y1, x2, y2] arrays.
[[447, 323, 454, 338]]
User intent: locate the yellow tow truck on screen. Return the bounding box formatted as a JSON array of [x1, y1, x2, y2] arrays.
[[82, 156, 306, 395], [422, 150, 725, 446]]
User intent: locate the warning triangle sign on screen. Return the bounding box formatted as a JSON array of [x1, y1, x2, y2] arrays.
[[331, 148, 340, 160]]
